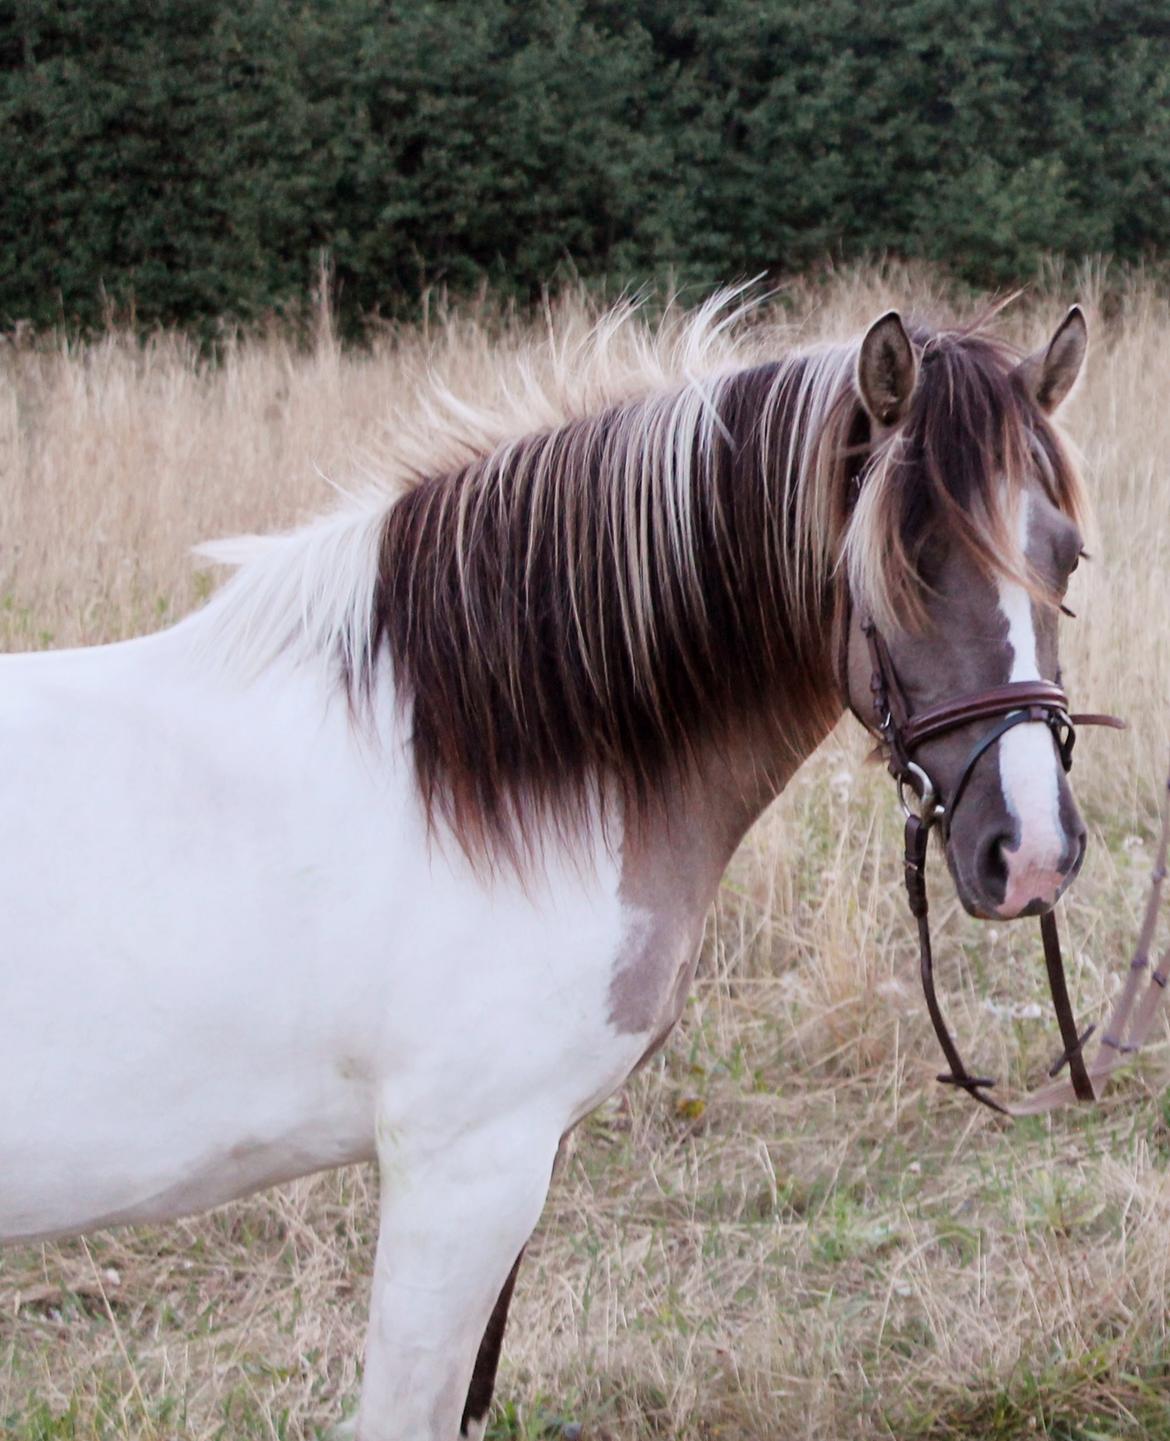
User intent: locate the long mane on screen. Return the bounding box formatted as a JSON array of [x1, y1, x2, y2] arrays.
[[199, 297, 1087, 867]]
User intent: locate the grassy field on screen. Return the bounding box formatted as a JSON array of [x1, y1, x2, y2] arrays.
[[2, 267, 1170, 1440]]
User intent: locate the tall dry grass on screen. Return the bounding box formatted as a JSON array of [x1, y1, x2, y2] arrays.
[[2, 266, 1170, 1441]]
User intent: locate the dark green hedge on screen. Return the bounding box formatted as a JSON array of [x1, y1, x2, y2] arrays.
[[3, 0, 1170, 332]]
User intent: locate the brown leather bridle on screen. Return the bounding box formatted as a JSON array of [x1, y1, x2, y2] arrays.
[[848, 607, 1127, 1115]]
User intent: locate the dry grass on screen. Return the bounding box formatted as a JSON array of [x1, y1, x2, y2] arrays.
[[2, 265, 1170, 1440]]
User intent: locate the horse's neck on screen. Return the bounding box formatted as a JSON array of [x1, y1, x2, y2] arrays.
[[620, 700, 842, 937]]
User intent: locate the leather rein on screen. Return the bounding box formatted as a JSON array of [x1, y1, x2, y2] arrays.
[[848, 607, 1128, 1116]]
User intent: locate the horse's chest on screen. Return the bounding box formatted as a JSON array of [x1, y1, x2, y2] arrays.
[[606, 895, 709, 1063], [603, 823, 730, 1069]]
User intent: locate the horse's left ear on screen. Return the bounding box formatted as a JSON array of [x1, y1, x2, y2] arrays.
[[1016, 306, 1088, 414], [856, 311, 918, 427]]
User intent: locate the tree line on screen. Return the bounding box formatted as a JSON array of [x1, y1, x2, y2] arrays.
[[3, 0, 1170, 333]]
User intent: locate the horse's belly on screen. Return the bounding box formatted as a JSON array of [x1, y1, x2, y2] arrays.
[[0, 883, 378, 1241], [0, 853, 383, 1241], [0, 668, 390, 1240], [0, 1112, 374, 1243]]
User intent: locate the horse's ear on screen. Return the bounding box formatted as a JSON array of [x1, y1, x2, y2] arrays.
[[856, 311, 918, 427], [1016, 305, 1088, 414]]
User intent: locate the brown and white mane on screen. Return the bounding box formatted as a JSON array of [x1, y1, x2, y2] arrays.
[[201, 296, 1087, 868]]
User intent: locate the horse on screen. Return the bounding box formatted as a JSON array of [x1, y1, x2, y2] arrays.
[[0, 298, 1093, 1440]]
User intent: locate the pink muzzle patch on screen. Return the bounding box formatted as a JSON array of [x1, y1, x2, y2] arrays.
[[997, 863, 1066, 918]]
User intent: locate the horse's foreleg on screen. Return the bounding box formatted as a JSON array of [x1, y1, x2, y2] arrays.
[[355, 1113, 557, 1441], [460, 1128, 570, 1437], [459, 1247, 524, 1440]]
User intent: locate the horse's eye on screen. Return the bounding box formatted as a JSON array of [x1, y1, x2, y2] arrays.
[[1056, 538, 1085, 585]]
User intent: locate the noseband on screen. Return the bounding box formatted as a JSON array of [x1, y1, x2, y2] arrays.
[[862, 619, 1082, 837], [852, 611, 1125, 1114]]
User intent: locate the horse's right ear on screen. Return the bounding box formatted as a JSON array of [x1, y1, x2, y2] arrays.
[[856, 311, 918, 428]]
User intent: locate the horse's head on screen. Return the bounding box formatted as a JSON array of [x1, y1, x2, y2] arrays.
[[843, 306, 1090, 920]]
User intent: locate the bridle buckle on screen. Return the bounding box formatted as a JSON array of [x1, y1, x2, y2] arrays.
[[1047, 709, 1076, 771], [897, 763, 944, 825]]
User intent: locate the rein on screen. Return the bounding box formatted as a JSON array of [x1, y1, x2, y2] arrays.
[[851, 610, 1137, 1116]]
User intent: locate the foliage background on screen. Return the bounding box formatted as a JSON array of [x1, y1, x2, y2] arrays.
[[4, 0, 1170, 332]]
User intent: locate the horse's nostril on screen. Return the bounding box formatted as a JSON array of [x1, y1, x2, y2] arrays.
[[1065, 827, 1088, 878], [972, 822, 1086, 917], [977, 831, 1012, 899]]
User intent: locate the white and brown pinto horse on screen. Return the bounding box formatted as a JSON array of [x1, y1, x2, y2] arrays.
[[0, 303, 1092, 1439]]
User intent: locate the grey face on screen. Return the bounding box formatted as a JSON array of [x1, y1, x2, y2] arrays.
[[848, 302, 1093, 921], [851, 484, 1087, 919]]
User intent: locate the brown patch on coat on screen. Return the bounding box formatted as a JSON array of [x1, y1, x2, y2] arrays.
[[608, 723, 829, 1047]]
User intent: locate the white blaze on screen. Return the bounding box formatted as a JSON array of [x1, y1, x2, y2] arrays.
[[995, 494, 1068, 914]]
